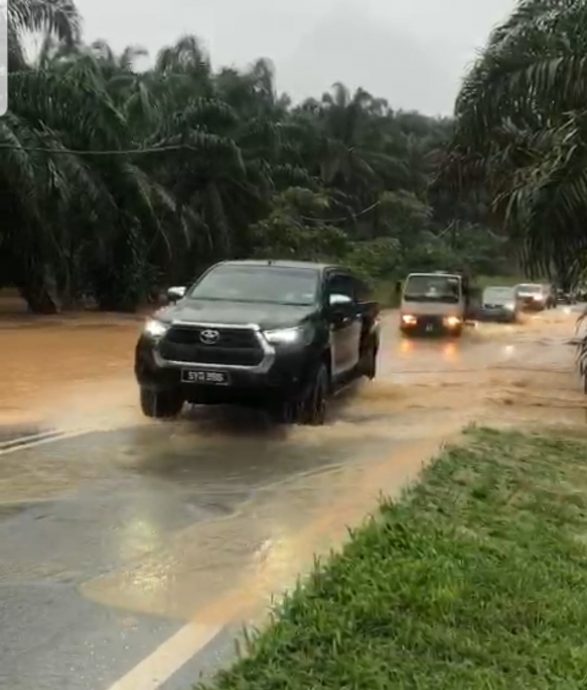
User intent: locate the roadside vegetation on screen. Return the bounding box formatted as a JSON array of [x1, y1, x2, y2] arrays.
[[1, 0, 513, 314], [201, 428, 587, 690]]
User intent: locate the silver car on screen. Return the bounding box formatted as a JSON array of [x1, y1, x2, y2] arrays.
[[481, 286, 519, 322]]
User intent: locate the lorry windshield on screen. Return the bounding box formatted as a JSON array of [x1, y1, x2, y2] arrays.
[[188, 266, 319, 306], [404, 275, 461, 304]]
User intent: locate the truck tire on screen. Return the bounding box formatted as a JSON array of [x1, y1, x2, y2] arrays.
[[362, 340, 378, 380], [273, 362, 331, 426], [301, 363, 329, 426], [140, 388, 184, 419]]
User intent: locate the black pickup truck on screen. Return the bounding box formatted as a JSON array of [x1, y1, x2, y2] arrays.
[[135, 260, 381, 425]]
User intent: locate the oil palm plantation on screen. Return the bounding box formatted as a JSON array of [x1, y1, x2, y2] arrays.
[[1, 3, 465, 312]]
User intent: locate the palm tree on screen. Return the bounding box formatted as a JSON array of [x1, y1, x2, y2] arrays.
[[0, 17, 462, 312], [8, 0, 81, 69], [446, 0, 587, 284]]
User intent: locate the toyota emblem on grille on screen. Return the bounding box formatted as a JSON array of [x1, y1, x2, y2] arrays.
[[200, 329, 220, 345]]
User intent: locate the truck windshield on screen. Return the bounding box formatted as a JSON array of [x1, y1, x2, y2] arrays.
[[404, 275, 461, 304], [188, 266, 319, 306]]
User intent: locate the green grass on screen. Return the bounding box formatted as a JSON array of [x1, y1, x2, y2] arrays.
[[200, 428, 587, 689]]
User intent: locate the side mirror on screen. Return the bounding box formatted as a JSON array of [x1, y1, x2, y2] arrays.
[[167, 286, 186, 303], [329, 293, 352, 308]]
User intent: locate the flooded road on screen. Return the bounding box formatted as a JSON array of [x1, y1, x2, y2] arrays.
[[0, 308, 585, 690]]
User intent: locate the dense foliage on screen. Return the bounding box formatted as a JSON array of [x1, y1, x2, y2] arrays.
[[1, 0, 507, 312], [444, 0, 587, 289]]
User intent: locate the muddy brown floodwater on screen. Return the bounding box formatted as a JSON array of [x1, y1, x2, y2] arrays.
[[0, 305, 586, 690]]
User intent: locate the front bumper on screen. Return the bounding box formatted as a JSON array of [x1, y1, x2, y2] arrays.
[[480, 307, 517, 322], [400, 314, 462, 335], [135, 334, 316, 404], [519, 297, 545, 310]]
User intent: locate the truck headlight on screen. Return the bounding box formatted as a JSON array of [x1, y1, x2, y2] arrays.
[[144, 318, 170, 338], [505, 302, 515, 311], [444, 316, 462, 328], [264, 326, 306, 345], [401, 314, 417, 326]]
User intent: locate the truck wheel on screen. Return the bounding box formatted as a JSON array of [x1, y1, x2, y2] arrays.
[[140, 388, 183, 419], [300, 363, 329, 426], [362, 341, 378, 380]]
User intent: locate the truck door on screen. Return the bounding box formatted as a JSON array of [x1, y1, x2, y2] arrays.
[[325, 272, 362, 377]]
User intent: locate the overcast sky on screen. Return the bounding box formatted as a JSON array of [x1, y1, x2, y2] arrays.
[[74, 0, 515, 115]]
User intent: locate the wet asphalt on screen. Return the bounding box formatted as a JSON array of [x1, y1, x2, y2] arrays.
[[0, 310, 583, 690], [0, 422, 387, 690]]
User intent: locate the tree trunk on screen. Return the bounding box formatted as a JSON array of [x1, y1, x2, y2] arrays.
[[15, 267, 61, 314]]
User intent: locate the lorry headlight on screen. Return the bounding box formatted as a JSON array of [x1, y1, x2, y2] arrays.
[[401, 314, 417, 326], [444, 316, 462, 328], [264, 326, 305, 345], [144, 318, 170, 338], [505, 302, 515, 311]]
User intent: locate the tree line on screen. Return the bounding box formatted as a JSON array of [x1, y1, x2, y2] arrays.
[[1, 0, 513, 313]]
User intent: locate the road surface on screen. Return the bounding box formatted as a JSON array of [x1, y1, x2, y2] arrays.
[[0, 309, 584, 690]]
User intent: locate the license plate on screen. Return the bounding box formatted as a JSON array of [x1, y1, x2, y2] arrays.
[[181, 369, 230, 385]]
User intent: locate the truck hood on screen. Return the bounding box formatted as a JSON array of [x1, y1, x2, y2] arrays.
[[156, 299, 317, 330]]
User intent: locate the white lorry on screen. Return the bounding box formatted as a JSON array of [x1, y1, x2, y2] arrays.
[[400, 272, 468, 336]]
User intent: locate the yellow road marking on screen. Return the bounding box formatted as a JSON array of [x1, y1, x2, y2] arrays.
[[0, 429, 90, 456]]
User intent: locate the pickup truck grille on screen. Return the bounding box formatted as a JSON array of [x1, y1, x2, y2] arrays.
[[159, 326, 264, 366]]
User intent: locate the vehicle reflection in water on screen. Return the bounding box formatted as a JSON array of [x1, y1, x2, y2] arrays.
[[443, 342, 458, 361]]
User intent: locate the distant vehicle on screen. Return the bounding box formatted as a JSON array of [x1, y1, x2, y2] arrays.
[[135, 261, 380, 425], [515, 283, 554, 311], [556, 288, 576, 305], [400, 272, 467, 336], [544, 283, 557, 309], [481, 286, 519, 322]]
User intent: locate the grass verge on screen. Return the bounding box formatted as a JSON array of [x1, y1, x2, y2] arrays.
[[200, 428, 587, 689]]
